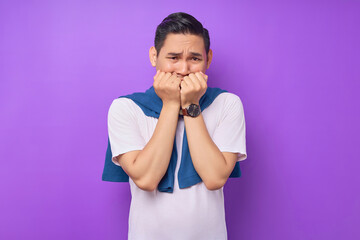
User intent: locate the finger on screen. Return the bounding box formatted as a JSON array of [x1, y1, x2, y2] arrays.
[[188, 73, 201, 88], [155, 71, 165, 84], [195, 72, 204, 81], [183, 76, 193, 87], [168, 73, 179, 85], [154, 69, 160, 79], [174, 75, 182, 85], [173, 75, 182, 88], [163, 72, 172, 81], [180, 78, 188, 88], [169, 72, 178, 81], [195, 72, 207, 87], [154, 69, 162, 81], [158, 72, 171, 86], [199, 71, 208, 82]]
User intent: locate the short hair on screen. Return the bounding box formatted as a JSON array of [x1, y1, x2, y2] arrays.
[[154, 12, 210, 57]]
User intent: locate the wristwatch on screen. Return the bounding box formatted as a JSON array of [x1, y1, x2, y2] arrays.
[[181, 103, 201, 117]]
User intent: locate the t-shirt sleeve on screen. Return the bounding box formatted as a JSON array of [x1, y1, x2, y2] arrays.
[[107, 98, 146, 166], [212, 94, 247, 162]]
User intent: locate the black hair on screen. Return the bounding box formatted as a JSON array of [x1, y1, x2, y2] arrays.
[[154, 12, 210, 57]]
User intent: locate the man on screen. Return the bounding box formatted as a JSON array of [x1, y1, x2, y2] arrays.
[[102, 12, 247, 240]]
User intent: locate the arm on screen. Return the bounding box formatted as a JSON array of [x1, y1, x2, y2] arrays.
[[180, 72, 246, 190], [116, 102, 180, 191], [113, 71, 181, 191], [183, 114, 238, 190]]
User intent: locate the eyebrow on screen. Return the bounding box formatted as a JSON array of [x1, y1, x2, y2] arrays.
[[167, 52, 203, 57]]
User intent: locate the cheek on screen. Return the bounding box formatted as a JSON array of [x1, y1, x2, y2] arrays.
[[158, 62, 175, 72], [190, 63, 207, 72]]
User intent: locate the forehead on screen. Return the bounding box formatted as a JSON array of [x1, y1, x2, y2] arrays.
[[161, 33, 205, 53]]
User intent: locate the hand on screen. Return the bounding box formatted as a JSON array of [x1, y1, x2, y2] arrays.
[[153, 70, 181, 107], [180, 71, 208, 108]]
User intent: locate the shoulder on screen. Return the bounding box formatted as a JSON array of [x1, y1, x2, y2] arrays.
[[108, 97, 143, 118], [109, 97, 135, 109], [212, 92, 244, 112]]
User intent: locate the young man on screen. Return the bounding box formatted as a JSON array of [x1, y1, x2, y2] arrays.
[[102, 12, 247, 240]]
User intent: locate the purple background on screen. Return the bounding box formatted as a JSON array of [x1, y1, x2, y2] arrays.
[[1, 1, 359, 239]]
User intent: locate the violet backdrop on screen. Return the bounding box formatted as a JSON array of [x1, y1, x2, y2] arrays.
[[0, 0, 359, 239]]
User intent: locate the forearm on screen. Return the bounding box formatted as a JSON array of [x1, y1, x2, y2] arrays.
[[184, 113, 227, 189], [134, 103, 179, 189]]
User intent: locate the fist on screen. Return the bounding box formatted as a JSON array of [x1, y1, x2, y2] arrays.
[[153, 70, 182, 106], [180, 71, 208, 108]]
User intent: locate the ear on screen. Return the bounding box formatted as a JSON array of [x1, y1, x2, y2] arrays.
[[206, 49, 213, 69], [149, 46, 157, 67]]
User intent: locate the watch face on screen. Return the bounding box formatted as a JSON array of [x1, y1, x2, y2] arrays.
[[188, 104, 200, 117]]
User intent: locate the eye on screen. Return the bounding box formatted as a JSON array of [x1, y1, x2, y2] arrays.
[[168, 57, 178, 60], [192, 57, 201, 61]]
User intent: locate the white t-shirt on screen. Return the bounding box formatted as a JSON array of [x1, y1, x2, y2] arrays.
[[108, 92, 247, 240]]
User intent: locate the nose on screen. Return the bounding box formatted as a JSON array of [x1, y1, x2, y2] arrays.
[[176, 60, 190, 77]]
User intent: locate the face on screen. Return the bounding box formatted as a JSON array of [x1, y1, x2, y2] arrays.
[[149, 33, 213, 80]]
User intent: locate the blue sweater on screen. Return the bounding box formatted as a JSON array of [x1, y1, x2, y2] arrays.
[[102, 86, 241, 193]]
